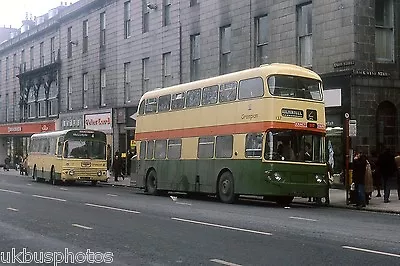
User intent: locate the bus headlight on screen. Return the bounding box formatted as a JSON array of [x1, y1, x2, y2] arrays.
[[315, 174, 325, 183], [97, 170, 102, 176], [68, 170, 75, 176]]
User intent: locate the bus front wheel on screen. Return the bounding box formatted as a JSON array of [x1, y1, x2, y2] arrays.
[[218, 171, 236, 204], [146, 169, 158, 195]]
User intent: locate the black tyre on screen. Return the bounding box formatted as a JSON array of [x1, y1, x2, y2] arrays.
[[146, 169, 158, 195], [218, 171, 236, 204], [91, 181, 98, 186]]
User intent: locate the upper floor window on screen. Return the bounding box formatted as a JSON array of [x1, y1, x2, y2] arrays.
[[67, 27, 72, 58], [100, 12, 106, 47], [40, 42, 44, 67], [220, 25, 231, 74], [100, 68, 106, 106], [297, 3, 312, 67], [142, 57, 149, 94], [124, 1, 131, 38], [83, 73, 89, 108], [162, 52, 171, 87], [124, 62, 131, 103], [83, 20, 88, 53], [50, 37, 56, 63], [375, 0, 394, 62], [163, 0, 171, 26], [190, 0, 199, 6], [255, 15, 268, 66], [190, 34, 200, 81], [142, 0, 149, 33]]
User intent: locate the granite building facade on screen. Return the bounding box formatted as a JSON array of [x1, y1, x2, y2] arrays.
[[0, 0, 398, 173]]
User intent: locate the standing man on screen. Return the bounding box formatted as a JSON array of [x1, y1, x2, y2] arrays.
[[395, 152, 400, 200], [378, 148, 397, 203]]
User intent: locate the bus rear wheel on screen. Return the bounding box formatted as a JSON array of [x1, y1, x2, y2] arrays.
[[146, 169, 158, 195], [218, 171, 236, 204]]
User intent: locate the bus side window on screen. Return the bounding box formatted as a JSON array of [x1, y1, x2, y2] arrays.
[[154, 140, 167, 159], [167, 139, 182, 159], [158, 95, 171, 112], [245, 133, 262, 158], [239, 77, 264, 100], [146, 140, 155, 159], [202, 85, 218, 105], [186, 89, 201, 108], [56, 138, 64, 157], [198, 137, 215, 158], [139, 141, 147, 160], [145, 98, 158, 113], [216, 135, 233, 158], [138, 100, 145, 115], [219, 82, 237, 103], [171, 92, 185, 110]]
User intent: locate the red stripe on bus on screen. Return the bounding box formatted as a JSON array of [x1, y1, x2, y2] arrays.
[[135, 121, 325, 140]]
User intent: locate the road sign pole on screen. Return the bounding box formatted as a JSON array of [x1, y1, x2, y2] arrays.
[[344, 113, 350, 205]]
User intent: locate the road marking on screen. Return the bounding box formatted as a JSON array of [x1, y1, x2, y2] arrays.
[[106, 194, 118, 197], [342, 246, 400, 258], [175, 202, 192, 206], [85, 203, 140, 214], [60, 188, 68, 191], [7, 208, 19, 212], [289, 216, 318, 222], [210, 259, 242, 266], [72, 224, 93, 230], [27, 184, 32, 186], [0, 188, 21, 194], [171, 217, 272, 236], [32, 194, 67, 202]]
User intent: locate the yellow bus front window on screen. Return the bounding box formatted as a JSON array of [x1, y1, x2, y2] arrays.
[[267, 75, 322, 101], [265, 130, 325, 163], [64, 140, 106, 159]]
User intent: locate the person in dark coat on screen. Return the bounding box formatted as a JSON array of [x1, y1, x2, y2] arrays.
[[370, 151, 381, 197], [112, 151, 123, 182], [352, 152, 367, 207], [378, 148, 397, 203]]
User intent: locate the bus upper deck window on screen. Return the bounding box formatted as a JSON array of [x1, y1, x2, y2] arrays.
[[138, 101, 145, 115], [239, 77, 264, 99]]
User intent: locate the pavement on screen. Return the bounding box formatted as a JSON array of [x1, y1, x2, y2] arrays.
[[0, 172, 399, 265], [3, 168, 400, 214]]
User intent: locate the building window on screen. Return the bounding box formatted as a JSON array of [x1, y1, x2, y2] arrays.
[[5, 93, 9, 122], [83, 73, 88, 108], [5, 57, 8, 80], [12, 92, 16, 121], [142, 58, 149, 94], [20, 50, 25, 72], [39, 42, 44, 67], [142, 0, 149, 33], [67, 77, 72, 110], [220, 25, 231, 74], [100, 68, 106, 106], [190, 0, 198, 6], [37, 85, 46, 117], [190, 34, 200, 81], [83, 20, 88, 53], [27, 89, 36, 119], [48, 81, 58, 116], [162, 52, 171, 87], [30, 46, 34, 69], [13, 54, 16, 76], [124, 62, 131, 103], [163, 0, 171, 26], [124, 1, 131, 38], [50, 37, 56, 63], [67, 27, 72, 58], [100, 12, 106, 47], [375, 0, 394, 62], [255, 15, 268, 66], [297, 3, 312, 67]]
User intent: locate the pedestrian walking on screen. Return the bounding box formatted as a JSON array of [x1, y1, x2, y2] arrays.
[[370, 151, 381, 197], [352, 152, 367, 207], [364, 156, 374, 205], [112, 151, 123, 182], [378, 148, 397, 203]]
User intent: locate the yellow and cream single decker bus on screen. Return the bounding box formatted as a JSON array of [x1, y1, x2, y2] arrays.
[[132, 63, 328, 205], [28, 129, 108, 185]]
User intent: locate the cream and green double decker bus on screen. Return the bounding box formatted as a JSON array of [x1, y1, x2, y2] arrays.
[[28, 129, 108, 186], [131, 63, 327, 205]]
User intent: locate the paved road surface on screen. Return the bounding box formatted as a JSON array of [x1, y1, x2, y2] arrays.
[[0, 173, 399, 265]]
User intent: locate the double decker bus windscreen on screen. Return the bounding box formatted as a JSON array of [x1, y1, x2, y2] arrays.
[[267, 75, 322, 101], [265, 130, 325, 163]]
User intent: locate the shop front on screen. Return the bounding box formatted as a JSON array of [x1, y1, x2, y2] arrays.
[[0, 120, 56, 167]]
